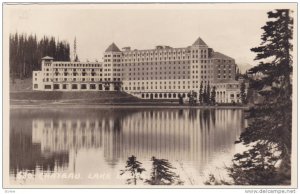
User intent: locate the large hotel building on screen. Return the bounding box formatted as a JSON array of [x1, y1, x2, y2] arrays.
[[33, 37, 243, 103]]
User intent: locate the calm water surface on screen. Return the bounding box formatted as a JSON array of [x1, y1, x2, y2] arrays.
[[9, 107, 246, 186]]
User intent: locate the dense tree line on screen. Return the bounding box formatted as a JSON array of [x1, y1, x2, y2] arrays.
[[187, 91, 197, 106], [199, 82, 216, 105], [179, 82, 217, 106], [9, 33, 70, 81]]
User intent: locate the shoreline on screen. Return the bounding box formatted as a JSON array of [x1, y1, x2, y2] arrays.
[[9, 91, 250, 110], [10, 102, 249, 109]]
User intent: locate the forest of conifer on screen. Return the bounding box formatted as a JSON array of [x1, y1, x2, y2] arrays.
[[9, 33, 70, 81]]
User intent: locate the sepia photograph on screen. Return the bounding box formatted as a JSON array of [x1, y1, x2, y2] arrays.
[[2, 2, 298, 190]]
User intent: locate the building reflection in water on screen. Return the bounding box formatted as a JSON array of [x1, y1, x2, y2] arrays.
[[10, 108, 246, 184]]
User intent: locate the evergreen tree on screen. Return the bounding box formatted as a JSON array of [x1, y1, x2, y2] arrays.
[[229, 9, 293, 185], [206, 83, 211, 104], [203, 85, 207, 104], [9, 33, 71, 80], [178, 94, 184, 105], [204, 174, 231, 185], [120, 155, 146, 185], [145, 157, 183, 185], [235, 67, 240, 80], [74, 54, 79, 62], [240, 82, 247, 104], [187, 91, 197, 106], [210, 86, 216, 105], [199, 81, 203, 105]]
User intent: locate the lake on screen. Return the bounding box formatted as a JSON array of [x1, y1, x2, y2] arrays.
[[9, 107, 247, 186]]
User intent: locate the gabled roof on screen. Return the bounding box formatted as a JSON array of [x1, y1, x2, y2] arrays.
[[192, 37, 207, 46], [212, 52, 234, 60], [105, 43, 121, 52], [41, 56, 54, 60]]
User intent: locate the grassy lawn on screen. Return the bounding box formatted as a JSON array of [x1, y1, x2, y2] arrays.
[[9, 90, 183, 105], [10, 91, 138, 101], [10, 78, 32, 91]]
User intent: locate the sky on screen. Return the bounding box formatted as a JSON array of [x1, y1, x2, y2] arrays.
[[4, 3, 296, 65]]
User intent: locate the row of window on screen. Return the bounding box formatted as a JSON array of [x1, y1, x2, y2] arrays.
[[215, 84, 240, 88], [128, 71, 190, 75], [45, 59, 233, 69], [214, 93, 240, 97], [104, 54, 121, 57], [123, 50, 189, 57], [215, 59, 233, 63], [45, 64, 216, 73], [140, 93, 187, 99], [41, 76, 215, 83], [217, 75, 232, 79], [105, 73, 121, 76], [121, 57, 192, 62], [54, 73, 101, 77], [123, 61, 191, 66], [125, 86, 191, 90], [139, 92, 240, 100], [47, 67, 231, 75], [48, 77, 122, 82], [125, 80, 197, 85], [46, 67, 227, 75], [218, 70, 232, 73], [104, 60, 214, 67], [104, 59, 121, 62], [125, 82, 208, 87], [43, 83, 109, 90], [42, 73, 216, 80], [138, 93, 239, 101], [104, 57, 231, 63], [52, 68, 102, 72], [39, 82, 239, 91], [122, 48, 207, 57], [127, 66, 190, 71], [54, 78, 100, 82], [43, 56, 232, 68], [53, 63, 101, 67], [124, 84, 206, 91], [127, 76, 190, 80], [120, 55, 208, 61], [45, 64, 218, 72], [218, 64, 235, 68]]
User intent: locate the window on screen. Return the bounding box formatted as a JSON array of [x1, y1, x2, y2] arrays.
[[44, 85, 51, 89], [81, 84, 87, 89], [90, 84, 96, 89], [72, 84, 78, 89], [53, 84, 60, 90]]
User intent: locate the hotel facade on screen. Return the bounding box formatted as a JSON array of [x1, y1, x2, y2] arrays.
[[33, 37, 243, 103]]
